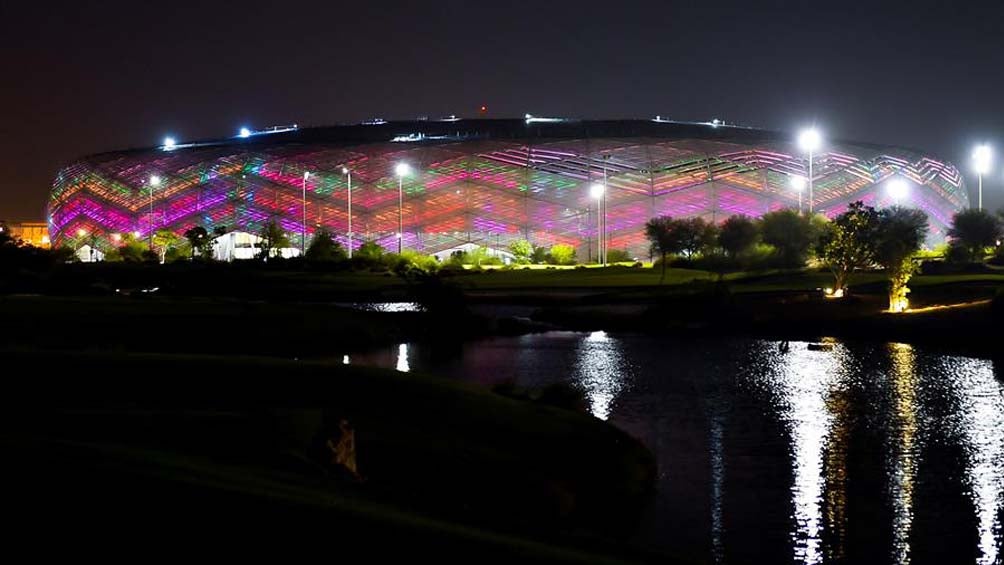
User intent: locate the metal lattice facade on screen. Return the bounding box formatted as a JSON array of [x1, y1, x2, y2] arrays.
[[48, 119, 968, 259]]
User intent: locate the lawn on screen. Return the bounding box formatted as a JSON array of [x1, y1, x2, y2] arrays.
[[1, 349, 658, 563]]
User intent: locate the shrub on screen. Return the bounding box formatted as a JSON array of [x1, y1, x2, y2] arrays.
[[548, 244, 577, 265], [606, 249, 632, 263], [306, 229, 348, 262], [356, 240, 385, 261], [530, 245, 549, 264], [508, 239, 533, 264]]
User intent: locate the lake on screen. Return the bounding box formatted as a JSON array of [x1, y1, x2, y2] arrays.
[[345, 332, 1004, 564]]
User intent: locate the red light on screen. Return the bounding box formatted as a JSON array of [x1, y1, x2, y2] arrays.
[[479, 105, 487, 115]]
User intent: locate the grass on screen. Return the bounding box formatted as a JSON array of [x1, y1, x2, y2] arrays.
[[1, 349, 659, 562], [455, 266, 712, 289]]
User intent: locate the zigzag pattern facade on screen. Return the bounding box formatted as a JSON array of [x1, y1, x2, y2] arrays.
[[48, 121, 968, 259]]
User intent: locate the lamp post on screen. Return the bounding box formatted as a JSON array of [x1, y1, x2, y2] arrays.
[[148, 174, 161, 249], [973, 144, 992, 210], [395, 163, 410, 253], [798, 128, 822, 214], [301, 171, 309, 255], [342, 166, 353, 258], [789, 174, 806, 214], [590, 182, 606, 265]]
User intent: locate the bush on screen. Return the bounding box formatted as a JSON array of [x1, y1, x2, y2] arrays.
[[305, 229, 347, 262], [164, 244, 191, 263], [606, 249, 632, 263], [356, 240, 385, 261], [548, 244, 577, 265], [508, 239, 533, 264], [393, 249, 439, 273], [530, 245, 549, 264], [945, 243, 972, 264]]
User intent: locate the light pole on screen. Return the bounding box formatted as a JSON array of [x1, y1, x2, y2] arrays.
[[590, 182, 605, 265], [342, 166, 353, 258], [789, 174, 806, 214], [602, 155, 610, 265], [301, 171, 309, 255], [973, 144, 992, 210], [798, 128, 822, 214], [395, 163, 410, 253], [148, 174, 161, 249]]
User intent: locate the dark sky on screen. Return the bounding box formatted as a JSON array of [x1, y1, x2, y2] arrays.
[[3, 0, 1004, 219]]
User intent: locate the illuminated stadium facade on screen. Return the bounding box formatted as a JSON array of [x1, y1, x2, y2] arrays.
[[48, 119, 968, 260]]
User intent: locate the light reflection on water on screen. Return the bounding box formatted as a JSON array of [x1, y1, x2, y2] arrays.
[[339, 301, 423, 312], [888, 343, 918, 565], [344, 333, 1004, 564], [946, 356, 1004, 565], [573, 331, 628, 420], [759, 340, 845, 565]]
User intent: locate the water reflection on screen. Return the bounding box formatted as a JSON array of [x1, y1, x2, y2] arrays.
[[709, 409, 726, 564], [340, 301, 423, 312], [341, 333, 1004, 564], [573, 331, 628, 420], [887, 343, 919, 565], [767, 340, 845, 565], [396, 343, 410, 372], [948, 357, 1004, 565], [823, 384, 850, 563]]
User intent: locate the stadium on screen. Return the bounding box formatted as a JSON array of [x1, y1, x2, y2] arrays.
[[47, 118, 968, 261]]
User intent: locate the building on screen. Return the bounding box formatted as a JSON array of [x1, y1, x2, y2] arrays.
[[3, 221, 50, 248], [47, 118, 968, 259]]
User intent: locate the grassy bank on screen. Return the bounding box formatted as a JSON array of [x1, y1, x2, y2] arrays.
[[2, 350, 658, 562]]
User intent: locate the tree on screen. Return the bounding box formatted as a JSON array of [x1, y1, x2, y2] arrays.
[[677, 217, 718, 258], [718, 215, 758, 258], [110, 233, 146, 262], [508, 239, 533, 264], [305, 229, 347, 262], [257, 219, 289, 261], [948, 208, 1002, 262], [355, 240, 385, 262], [152, 229, 182, 263], [548, 244, 576, 265], [759, 209, 817, 267], [875, 206, 928, 312], [530, 245, 548, 264], [817, 201, 881, 293], [183, 226, 210, 259], [644, 216, 679, 283]]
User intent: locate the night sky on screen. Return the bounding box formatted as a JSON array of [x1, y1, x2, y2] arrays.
[[3, 0, 1004, 220]]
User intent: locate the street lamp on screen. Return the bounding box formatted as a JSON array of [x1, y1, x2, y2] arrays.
[[301, 171, 310, 256], [798, 128, 822, 213], [395, 163, 410, 253], [163, 137, 176, 150], [590, 182, 605, 265], [342, 166, 353, 258], [887, 177, 909, 203], [148, 174, 161, 248], [789, 174, 806, 213], [973, 144, 992, 210]]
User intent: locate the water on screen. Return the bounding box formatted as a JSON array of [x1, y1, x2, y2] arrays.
[[344, 333, 1004, 564]]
